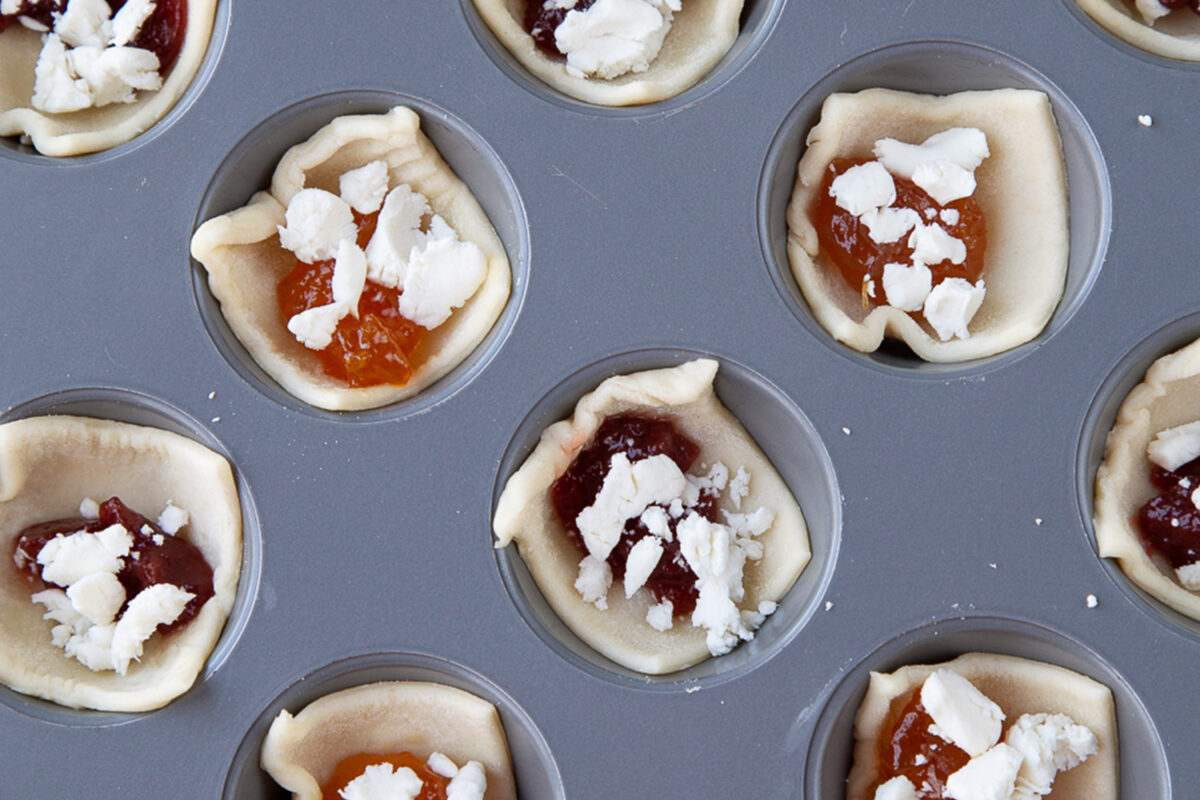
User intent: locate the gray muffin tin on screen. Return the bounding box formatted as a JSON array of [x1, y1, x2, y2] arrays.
[[1, 0, 1195, 796]]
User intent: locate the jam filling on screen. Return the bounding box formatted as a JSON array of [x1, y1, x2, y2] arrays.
[[1158, 0, 1200, 13], [276, 210, 425, 388], [523, 0, 596, 56], [12, 496, 214, 633], [813, 157, 987, 307], [874, 689, 970, 800], [1137, 454, 1200, 570], [322, 753, 449, 800], [0, 0, 188, 73], [549, 413, 719, 617]]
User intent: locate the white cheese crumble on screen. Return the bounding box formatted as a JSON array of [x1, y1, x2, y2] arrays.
[[920, 669, 1005, 757], [827, 127, 989, 340], [277, 188, 358, 264], [912, 672, 1098, 800], [79, 496, 101, 519], [1176, 561, 1200, 590], [554, 0, 680, 80], [1137, 113, 1153, 127], [28, 500, 197, 674], [157, 500, 189, 535], [873, 775, 919, 800], [338, 754, 485, 800], [1147, 420, 1200, 472], [569, 447, 775, 654], [29, 0, 162, 114], [1135, 0, 1172, 23], [339, 160, 390, 215]]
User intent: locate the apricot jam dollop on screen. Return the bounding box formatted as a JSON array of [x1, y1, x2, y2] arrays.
[[1137, 454, 1200, 569], [874, 689, 970, 800], [549, 413, 718, 617], [322, 753, 449, 800], [276, 210, 425, 388], [12, 496, 214, 632], [813, 157, 987, 304]]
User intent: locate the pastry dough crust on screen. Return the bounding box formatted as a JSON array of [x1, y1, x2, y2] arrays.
[[1094, 336, 1200, 622], [786, 88, 1069, 362], [190, 106, 511, 412], [846, 653, 1118, 800], [1076, 0, 1200, 61], [493, 359, 810, 674], [261, 681, 516, 800], [0, 0, 217, 156], [0, 415, 241, 711], [471, 0, 742, 106]]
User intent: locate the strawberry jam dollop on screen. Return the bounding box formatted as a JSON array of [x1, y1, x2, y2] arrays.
[[874, 689, 970, 800], [1137, 454, 1200, 569], [0, 1, 188, 74], [523, 0, 596, 56], [276, 210, 425, 388], [322, 753, 449, 800], [549, 414, 718, 617], [813, 157, 987, 305], [12, 496, 213, 633]]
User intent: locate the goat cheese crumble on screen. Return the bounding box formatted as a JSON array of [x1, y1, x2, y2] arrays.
[[554, 0, 681, 80]]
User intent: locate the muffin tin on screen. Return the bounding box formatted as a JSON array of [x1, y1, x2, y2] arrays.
[[1, 0, 1195, 796]]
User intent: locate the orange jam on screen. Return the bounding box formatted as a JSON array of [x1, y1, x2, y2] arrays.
[[813, 158, 987, 306], [276, 211, 424, 387], [873, 689, 970, 800], [321, 752, 449, 800]]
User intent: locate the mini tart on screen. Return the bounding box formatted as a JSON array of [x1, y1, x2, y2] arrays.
[[0, 415, 241, 711], [1076, 0, 1200, 61], [847, 653, 1118, 800], [0, 0, 217, 157], [471, 0, 742, 106], [1095, 336, 1200, 622], [261, 681, 517, 800], [493, 358, 810, 674], [786, 88, 1069, 362], [190, 106, 511, 412]]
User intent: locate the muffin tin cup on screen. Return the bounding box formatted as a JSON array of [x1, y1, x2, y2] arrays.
[[1077, 309, 1200, 642], [0, 386, 261, 727], [802, 614, 1169, 800], [758, 39, 1111, 379], [191, 88, 530, 422], [221, 650, 564, 800], [491, 347, 841, 690], [0, 0, 232, 166]]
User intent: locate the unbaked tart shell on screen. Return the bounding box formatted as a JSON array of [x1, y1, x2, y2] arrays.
[[0, 0, 217, 156], [190, 106, 511, 412], [0, 415, 241, 711], [471, 0, 743, 106], [846, 652, 1118, 800], [1094, 335, 1200, 623], [493, 358, 811, 674], [1076, 0, 1200, 61], [786, 88, 1069, 362], [260, 681, 516, 800]]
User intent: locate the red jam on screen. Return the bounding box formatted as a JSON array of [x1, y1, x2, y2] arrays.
[[322, 753, 449, 800], [1137, 454, 1200, 569], [549, 413, 719, 617], [874, 689, 970, 800], [1158, 0, 1200, 13], [12, 496, 214, 633], [1, 1, 187, 73], [523, 0, 596, 56], [276, 210, 425, 388], [813, 157, 987, 306]]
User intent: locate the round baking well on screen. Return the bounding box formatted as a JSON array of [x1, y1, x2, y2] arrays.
[[221, 650, 564, 800], [0, 0, 230, 165], [803, 615, 1168, 800], [190, 89, 529, 422], [0, 386, 261, 727], [759, 39, 1110, 379], [491, 347, 841, 691], [460, 0, 785, 114], [1078, 310, 1200, 642]]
